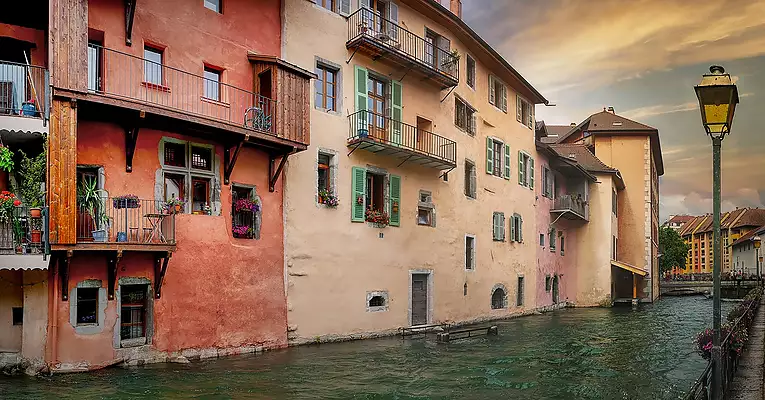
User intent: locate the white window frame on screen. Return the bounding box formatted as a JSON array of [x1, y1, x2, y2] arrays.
[[465, 234, 476, 271], [464, 158, 477, 199], [519, 151, 531, 187], [159, 138, 218, 215]]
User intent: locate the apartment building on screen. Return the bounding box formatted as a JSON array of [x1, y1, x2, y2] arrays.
[[664, 215, 693, 232], [731, 225, 765, 275]]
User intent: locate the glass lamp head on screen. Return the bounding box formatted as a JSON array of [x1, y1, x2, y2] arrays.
[[694, 65, 739, 139]]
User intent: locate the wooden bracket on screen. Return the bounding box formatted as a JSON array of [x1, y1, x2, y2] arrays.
[[60, 250, 72, 301], [268, 153, 289, 192], [154, 252, 171, 299], [107, 250, 122, 300], [123, 115, 142, 172], [125, 0, 137, 46], [224, 140, 245, 185]]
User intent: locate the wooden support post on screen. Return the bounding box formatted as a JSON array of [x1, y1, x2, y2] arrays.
[[632, 273, 637, 299], [224, 140, 244, 185], [125, 0, 137, 46], [107, 250, 122, 300], [61, 250, 72, 301], [123, 111, 143, 172], [268, 153, 289, 192], [154, 252, 171, 299]]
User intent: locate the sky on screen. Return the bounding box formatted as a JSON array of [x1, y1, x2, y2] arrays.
[[462, 0, 765, 221]]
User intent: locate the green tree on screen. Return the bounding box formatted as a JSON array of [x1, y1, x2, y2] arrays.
[[659, 226, 690, 274]]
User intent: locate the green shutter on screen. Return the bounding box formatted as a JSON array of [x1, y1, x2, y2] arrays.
[[510, 214, 517, 242], [391, 81, 403, 145], [351, 167, 367, 222], [503, 144, 511, 179], [354, 66, 368, 133], [518, 215, 523, 242], [486, 137, 493, 174], [529, 158, 535, 190], [517, 151, 524, 185], [389, 174, 401, 227]]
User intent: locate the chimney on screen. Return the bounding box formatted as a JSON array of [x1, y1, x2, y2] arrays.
[[607, 106, 615, 114], [450, 0, 462, 18]]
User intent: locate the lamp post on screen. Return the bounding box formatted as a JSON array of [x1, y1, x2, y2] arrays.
[[695, 65, 739, 400], [754, 236, 761, 285]]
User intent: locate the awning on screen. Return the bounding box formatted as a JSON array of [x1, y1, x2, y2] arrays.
[[611, 260, 648, 276], [0, 255, 49, 271]]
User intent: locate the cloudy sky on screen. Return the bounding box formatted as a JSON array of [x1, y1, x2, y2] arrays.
[[462, 0, 765, 220]]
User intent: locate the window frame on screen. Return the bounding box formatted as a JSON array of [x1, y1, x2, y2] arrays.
[[315, 63, 338, 112], [517, 276, 525, 306], [540, 233, 545, 247], [143, 45, 164, 86], [417, 190, 435, 227], [231, 184, 261, 240], [204, 0, 222, 13], [491, 285, 507, 309], [550, 228, 557, 252], [466, 54, 476, 89], [464, 159, 477, 199], [12, 307, 22, 325], [488, 75, 508, 113], [465, 234, 476, 270], [203, 66, 223, 102], [160, 138, 217, 215], [119, 284, 148, 343], [76, 287, 99, 326], [454, 96, 476, 136]]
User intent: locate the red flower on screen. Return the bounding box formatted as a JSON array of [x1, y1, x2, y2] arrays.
[[1, 191, 8, 195], [13, 200, 21, 206]]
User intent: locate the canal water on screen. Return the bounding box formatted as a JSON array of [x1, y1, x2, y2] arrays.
[[0, 296, 733, 399]]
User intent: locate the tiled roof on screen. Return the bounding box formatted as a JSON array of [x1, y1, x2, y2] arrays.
[[666, 215, 694, 226], [548, 144, 617, 173], [731, 225, 765, 247], [679, 215, 709, 237], [732, 209, 765, 229]]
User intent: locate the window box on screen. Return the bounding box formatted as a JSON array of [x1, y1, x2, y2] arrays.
[[113, 195, 140, 209], [365, 209, 389, 227], [318, 189, 339, 208], [141, 81, 171, 92]]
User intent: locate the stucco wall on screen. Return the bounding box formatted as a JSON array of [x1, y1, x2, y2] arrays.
[[21, 270, 47, 362], [574, 175, 615, 306], [282, 0, 540, 341], [0, 270, 22, 352], [0, 23, 47, 66]]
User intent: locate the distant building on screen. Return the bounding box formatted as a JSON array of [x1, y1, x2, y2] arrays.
[[664, 215, 693, 232], [730, 225, 765, 275]]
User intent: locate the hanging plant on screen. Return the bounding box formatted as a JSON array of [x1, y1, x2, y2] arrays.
[[0, 145, 14, 173]]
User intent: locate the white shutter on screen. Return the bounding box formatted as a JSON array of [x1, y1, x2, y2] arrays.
[[516, 95, 522, 122], [489, 75, 495, 105], [501, 85, 507, 112], [528, 102, 535, 128], [359, 0, 371, 9], [500, 213, 506, 241], [388, 2, 399, 39], [469, 114, 476, 136], [339, 0, 351, 15]]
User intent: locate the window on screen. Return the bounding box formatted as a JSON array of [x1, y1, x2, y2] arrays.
[[417, 191, 435, 227], [612, 236, 618, 259], [232, 185, 260, 239], [120, 284, 147, 342], [488, 75, 507, 112], [486, 138, 510, 179], [192, 177, 211, 213], [366, 172, 385, 213], [366, 291, 389, 312], [560, 233, 565, 256], [76, 287, 99, 325], [164, 142, 186, 168], [466, 54, 476, 89], [144, 46, 163, 85], [204, 0, 221, 12], [464, 159, 476, 199], [492, 212, 505, 242], [550, 228, 557, 252], [540, 233, 545, 247], [87, 40, 103, 92], [491, 287, 507, 309], [455, 97, 476, 135], [317, 0, 334, 11], [12, 307, 22, 325], [315, 64, 337, 111], [203, 67, 221, 101], [160, 140, 217, 215], [518, 152, 534, 188], [191, 146, 212, 171], [317, 153, 334, 203], [351, 167, 401, 227], [465, 235, 476, 270], [510, 213, 523, 242], [542, 167, 553, 198], [369, 295, 385, 307], [612, 189, 618, 216], [517, 277, 524, 306], [516, 95, 534, 128], [545, 276, 552, 292], [368, 75, 387, 133]]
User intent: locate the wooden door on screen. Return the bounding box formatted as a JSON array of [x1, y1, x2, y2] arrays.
[[552, 275, 560, 303], [411, 274, 428, 325]]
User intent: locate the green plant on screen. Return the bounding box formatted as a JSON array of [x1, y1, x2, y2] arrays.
[[17, 150, 46, 208], [0, 191, 21, 223], [0, 145, 14, 173], [77, 179, 108, 230], [12, 216, 23, 247]]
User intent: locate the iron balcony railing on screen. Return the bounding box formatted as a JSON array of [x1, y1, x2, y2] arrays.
[[0, 206, 47, 255], [77, 197, 176, 245], [552, 195, 588, 218], [87, 44, 276, 135], [347, 8, 459, 82], [0, 60, 49, 122], [348, 110, 457, 165]]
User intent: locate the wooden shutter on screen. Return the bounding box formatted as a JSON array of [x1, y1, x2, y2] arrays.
[[501, 85, 507, 112], [391, 80, 403, 145], [529, 158, 535, 190], [517, 151, 524, 185], [389, 174, 401, 227], [469, 163, 477, 198], [516, 94, 522, 122], [339, 0, 351, 15], [469, 113, 476, 136], [542, 168, 548, 197], [500, 213, 505, 241], [503, 144, 510, 179], [486, 137, 493, 174], [354, 66, 368, 133], [351, 166, 367, 222], [489, 76, 495, 105], [510, 214, 516, 242], [518, 215, 523, 242]]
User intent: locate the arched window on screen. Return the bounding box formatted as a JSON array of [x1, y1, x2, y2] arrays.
[[491, 286, 507, 309], [368, 295, 385, 307]]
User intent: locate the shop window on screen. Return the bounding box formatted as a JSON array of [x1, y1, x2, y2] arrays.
[[76, 287, 99, 325], [120, 285, 147, 342]]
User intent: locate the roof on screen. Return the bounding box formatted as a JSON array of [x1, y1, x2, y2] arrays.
[[690, 209, 765, 235], [666, 215, 694, 226], [732, 209, 765, 229], [548, 143, 625, 189], [731, 225, 765, 247], [558, 110, 664, 176], [540, 125, 574, 144], [611, 260, 648, 276], [535, 141, 597, 182], [247, 53, 318, 79], [679, 215, 709, 237]]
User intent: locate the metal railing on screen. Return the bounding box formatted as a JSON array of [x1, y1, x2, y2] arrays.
[[348, 110, 456, 165], [87, 44, 277, 136], [0, 60, 49, 121], [77, 197, 176, 245], [684, 291, 761, 399], [552, 195, 588, 218], [347, 8, 459, 82], [0, 206, 46, 255]]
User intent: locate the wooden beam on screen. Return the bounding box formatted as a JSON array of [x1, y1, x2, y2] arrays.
[[154, 252, 171, 299], [60, 250, 72, 301], [107, 250, 121, 300], [269, 153, 289, 192], [124, 125, 139, 172], [224, 140, 245, 185], [125, 0, 137, 46]]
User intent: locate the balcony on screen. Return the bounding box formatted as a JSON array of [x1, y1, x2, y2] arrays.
[[347, 8, 459, 89], [0, 60, 49, 137], [0, 205, 48, 270], [550, 195, 589, 221], [347, 110, 456, 170]]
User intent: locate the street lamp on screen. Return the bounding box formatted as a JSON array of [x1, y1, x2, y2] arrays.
[[695, 65, 739, 400], [754, 236, 761, 285]]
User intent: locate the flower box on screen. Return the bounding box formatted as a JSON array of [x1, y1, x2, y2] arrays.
[[113, 195, 140, 209]]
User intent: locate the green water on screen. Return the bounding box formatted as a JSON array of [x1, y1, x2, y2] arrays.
[[1, 296, 731, 399]]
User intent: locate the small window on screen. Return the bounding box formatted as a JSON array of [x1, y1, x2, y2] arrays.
[[466, 55, 476, 89], [545, 276, 551, 292], [550, 228, 557, 252], [543, 167, 553, 198], [417, 190, 434, 227], [491, 287, 506, 309], [517, 277, 524, 306], [164, 142, 187, 167], [12, 307, 22, 325], [203, 67, 222, 101], [144, 46, 163, 85], [315, 64, 338, 112], [317, 153, 333, 203], [612, 189, 618, 216], [464, 159, 476, 199], [192, 177, 211, 213], [76, 287, 99, 325], [489, 75, 507, 112], [492, 212, 505, 242], [540, 233, 545, 247], [493, 140, 503, 177], [191, 146, 212, 171], [317, 0, 334, 11], [164, 173, 186, 203], [366, 172, 385, 213], [368, 295, 385, 307], [455, 97, 476, 135], [560, 234, 565, 256], [204, 0, 221, 12], [510, 214, 523, 242], [518, 152, 531, 187], [232, 186, 260, 239], [120, 284, 147, 341], [465, 235, 475, 270]]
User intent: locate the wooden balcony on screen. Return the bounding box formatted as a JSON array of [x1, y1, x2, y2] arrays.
[[347, 110, 457, 170], [550, 195, 589, 222], [346, 8, 459, 89]]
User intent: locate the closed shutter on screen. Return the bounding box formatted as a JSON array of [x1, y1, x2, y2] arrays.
[[528, 103, 535, 128], [510, 214, 516, 242], [501, 85, 507, 112], [492, 213, 499, 240], [518, 215, 523, 242], [339, 0, 351, 15], [391, 80, 403, 145], [351, 166, 367, 222], [469, 163, 477, 198], [389, 174, 401, 227], [503, 144, 510, 179], [359, 0, 371, 9], [500, 213, 505, 241], [469, 114, 476, 136], [529, 158, 535, 190], [437, 35, 451, 73], [354, 66, 369, 133], [489, 76, 495, 105], [516, 95, 522, 122], [542, 168, 548, 197], [518, 151, 524, 185], [388, 2, 399, 40], [486, 137, 493, 174]]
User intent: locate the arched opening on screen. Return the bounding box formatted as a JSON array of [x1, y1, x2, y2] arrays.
[[368, 295, 385, 307], [491, 287, 506, 309]]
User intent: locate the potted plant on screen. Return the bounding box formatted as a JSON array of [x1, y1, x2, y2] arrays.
[[29, 217, 42, 244], [318, 189, 338, 208], [12, 216, 24, 253], [232, 224, 252, 239], [0, 145, 14, 173], [77, 179, 109, 242], [365, 209, 389, 227], [113, 194, 140, 209], [164, 198, 186, 214], [0, 191, 21, 224], [235, 197, 260, 213], [18, 150, 46, 218]]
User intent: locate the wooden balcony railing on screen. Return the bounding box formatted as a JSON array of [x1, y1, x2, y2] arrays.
[[87, 44, 277, 137], [552, 195, 589, 220], [347, 8, 459, 84], [0, 60, 49, 121], [0, 206, 47, 255], [77, 197, 176, 245]]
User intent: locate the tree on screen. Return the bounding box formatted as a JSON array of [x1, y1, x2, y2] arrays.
[[659, 226, 690, 274]]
